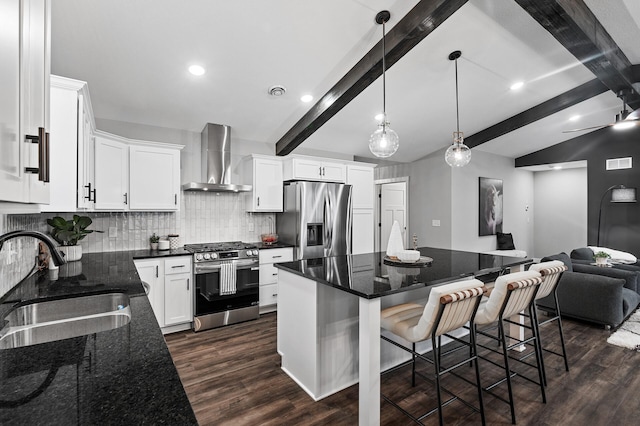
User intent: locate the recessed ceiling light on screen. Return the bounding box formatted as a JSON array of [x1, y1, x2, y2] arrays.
[[552, 165, 562, 170], [374, 113, 384, 122], [569, 115, 581, 122], [510, 81, 524, 91], [300, 94, 313, 103], [189, 65, 205, 76]]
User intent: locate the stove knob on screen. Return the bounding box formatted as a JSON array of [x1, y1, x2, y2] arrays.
[[211, 253, 218, 259], [195, 254, 203, 261], [203, 253, 211, 260], [252, 250, 259, 256], [246, 250, 252, 257]]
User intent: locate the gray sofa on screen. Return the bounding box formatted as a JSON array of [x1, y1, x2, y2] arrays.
[[536, 252, 640, 329]]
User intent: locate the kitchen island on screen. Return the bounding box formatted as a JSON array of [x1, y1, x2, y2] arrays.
[[275, 247, 531, 426], [0, 250, 197, 425]]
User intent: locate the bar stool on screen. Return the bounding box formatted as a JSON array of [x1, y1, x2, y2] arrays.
[[528, 261, 569, 385], [380, 278, 486, 426], [473, 270, 544, 425]]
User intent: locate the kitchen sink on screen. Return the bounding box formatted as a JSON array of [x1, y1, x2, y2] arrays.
[[0, 292, 131, 349]]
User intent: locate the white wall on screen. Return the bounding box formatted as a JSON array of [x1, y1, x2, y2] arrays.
[[450, 150, 534, 255], [533, 167, 587, 257], [409, 149, 452, 249]]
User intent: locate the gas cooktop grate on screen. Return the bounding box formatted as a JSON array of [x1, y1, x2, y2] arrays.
[[184, 241, 258, 253]]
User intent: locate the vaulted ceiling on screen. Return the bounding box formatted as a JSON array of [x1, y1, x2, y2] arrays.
[[50, 0, 640, 164]]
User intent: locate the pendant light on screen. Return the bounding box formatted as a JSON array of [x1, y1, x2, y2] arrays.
[[369, 10, 399, 158], [445, 50, 471, 167]]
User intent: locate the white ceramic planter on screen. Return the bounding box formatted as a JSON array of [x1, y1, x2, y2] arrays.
[[595, 256, 608, 266], [59, 245, 82, 262], [150, 242, 159, 250]]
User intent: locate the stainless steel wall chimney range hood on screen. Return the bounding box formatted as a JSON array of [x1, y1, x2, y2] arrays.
[[182, 123, 252, 192]]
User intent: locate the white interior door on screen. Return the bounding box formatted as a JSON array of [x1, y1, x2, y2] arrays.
[[380, 182, 407, 252]]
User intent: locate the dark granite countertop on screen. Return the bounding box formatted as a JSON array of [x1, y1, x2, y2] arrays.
[[275, 247, 532, 299], [131, 247, 192, 259], [250, 242, 294, 250], [0, 251, 197, 425]]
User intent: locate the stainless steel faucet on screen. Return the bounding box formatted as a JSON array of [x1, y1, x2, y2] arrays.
[[0, 230, 67, 266]]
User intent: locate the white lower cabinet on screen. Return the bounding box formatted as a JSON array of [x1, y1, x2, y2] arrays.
[[134, 256, 192, 333], [258, 247, 293, 313], [133, 259, 164, 326], [163, 256, 192, 326]]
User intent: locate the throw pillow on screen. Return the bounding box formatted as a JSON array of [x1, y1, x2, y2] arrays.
[[541, 252, 573, 272], [496, 232, 515, 250], [571, 247, 594, 261]]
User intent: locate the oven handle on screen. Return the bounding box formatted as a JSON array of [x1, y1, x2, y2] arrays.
[[194, 259, 259, 274]]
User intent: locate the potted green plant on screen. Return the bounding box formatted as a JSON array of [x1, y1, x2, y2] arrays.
[[47, 215, 102, 261], [594, 251, 611, 266], [150, 233, 160, 250]]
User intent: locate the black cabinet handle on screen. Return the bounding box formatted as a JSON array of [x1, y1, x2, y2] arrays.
[[187, 278, 190, 291], [175, 193, 177, 205], [124, 193, 128, 205], [38, 127, 46, 182], [44, 131, 50, 183], [155, 265, 158, 278], [84, 183, 96, 202], [24, 128, 46, 181]]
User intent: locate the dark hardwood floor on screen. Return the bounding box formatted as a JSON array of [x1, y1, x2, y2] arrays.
[[165, 312, 640, 425]]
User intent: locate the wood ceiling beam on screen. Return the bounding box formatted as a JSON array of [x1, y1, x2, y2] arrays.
[[465, 78, 607, 148], [514, 0, 640, 110], [275, 0, 468, 156]]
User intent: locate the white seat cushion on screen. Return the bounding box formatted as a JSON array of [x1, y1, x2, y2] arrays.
[[381, 278, 484, 342], [474, 270, 541, 325], [529, 260, 565, 299]]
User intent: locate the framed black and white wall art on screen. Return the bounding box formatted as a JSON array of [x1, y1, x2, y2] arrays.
[[479, 177, 503, 236]]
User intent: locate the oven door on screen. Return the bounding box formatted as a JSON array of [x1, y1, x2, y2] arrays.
[[194, 259, 259, 316]]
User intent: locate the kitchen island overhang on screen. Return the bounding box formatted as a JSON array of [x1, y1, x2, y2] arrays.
[[275, 248, 531, 425]]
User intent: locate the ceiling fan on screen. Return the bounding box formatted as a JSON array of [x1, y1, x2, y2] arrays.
[[563, 90, 640, 133]]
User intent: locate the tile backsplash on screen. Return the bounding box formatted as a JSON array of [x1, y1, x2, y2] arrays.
[[0, 191, 274, 297]]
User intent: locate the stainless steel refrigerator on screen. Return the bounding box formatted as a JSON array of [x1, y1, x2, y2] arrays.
[[277, 181, 352, 260]]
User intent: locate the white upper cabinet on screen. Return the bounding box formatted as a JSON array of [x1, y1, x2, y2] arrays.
[[94, 135, 129, 210], [283, 157, 346, 183], [94, 134, 183, 211], [129, 145, 180, 210], [44, 75, 181, 212], [347, 164, 375, 209], [0, 0, 51, 205], [244, 155, 283, 212], [42, 76, 95, 212]]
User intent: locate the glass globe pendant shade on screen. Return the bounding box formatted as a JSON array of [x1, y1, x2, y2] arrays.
[[369, 122, 399, 158], [445, 132, 471, 167]]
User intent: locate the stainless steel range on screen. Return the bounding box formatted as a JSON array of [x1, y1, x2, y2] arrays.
[[185, 242, 259, 332]]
